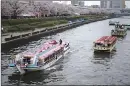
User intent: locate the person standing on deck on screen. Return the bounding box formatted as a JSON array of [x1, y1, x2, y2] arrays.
[[59, 39, 62, 44]]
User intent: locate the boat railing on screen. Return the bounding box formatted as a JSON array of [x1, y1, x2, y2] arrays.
[[94, 41, 116, 49]]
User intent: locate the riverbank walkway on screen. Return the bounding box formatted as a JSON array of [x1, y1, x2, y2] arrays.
[[1, 23, 68, 44]]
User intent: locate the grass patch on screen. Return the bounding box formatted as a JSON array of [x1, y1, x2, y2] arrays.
[[2, 15, 106, 33], [3, 20, 68, 32]]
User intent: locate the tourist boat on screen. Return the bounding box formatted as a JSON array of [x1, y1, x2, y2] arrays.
[[121, 24, 130, 30], [111, 24, 127, 36], [109, 20, 119, 25], [122, 24, 130, 26], [93, 36, 117, 52], [126, 26, 130, 30], [8, 40, 70, 74]]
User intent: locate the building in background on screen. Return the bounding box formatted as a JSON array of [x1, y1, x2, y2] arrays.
[[71, 0, 78, 6], [91, 5, 100, 8], [79, 1, 84, 7], [100, 1, 107, 8], [71, 0, 85, 7], [100, 0, 125, 9]]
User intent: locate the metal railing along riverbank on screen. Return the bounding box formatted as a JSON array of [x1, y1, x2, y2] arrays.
[[1, 17, 108, 46]]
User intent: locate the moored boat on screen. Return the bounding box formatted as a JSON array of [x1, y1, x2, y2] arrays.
[[118, 24, 130, 30], [93, 36, 117, 52], [8, 40, 70, 74], [126, 26, 130, 30], [122, 24, 130, 26], [109, 20, 119, 25]]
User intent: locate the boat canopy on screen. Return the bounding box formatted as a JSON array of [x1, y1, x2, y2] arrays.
[[94, 36, 117, 44], [38, 45, 63, 60], [22, 52, 35, 58], [22, 40, 58, 58], [49, 40, 57, 44]]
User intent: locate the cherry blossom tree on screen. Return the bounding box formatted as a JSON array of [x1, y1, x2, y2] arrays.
[[2, 0, 111, 19], [1, 0, 11, 17], [32, 1, 52, 17], [1, 0, 28, 18]]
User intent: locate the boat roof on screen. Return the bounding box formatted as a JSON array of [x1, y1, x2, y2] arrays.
[[39, 43, 65, 60], [94, 36, 117, 44], [22, 40, 58, 58]]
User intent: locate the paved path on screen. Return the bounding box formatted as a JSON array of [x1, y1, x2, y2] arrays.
[[1, 23, 68, 43]]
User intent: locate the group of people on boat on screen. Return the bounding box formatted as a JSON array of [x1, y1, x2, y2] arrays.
[[94, 41, 111, 48], [115, 24, 124, 29]]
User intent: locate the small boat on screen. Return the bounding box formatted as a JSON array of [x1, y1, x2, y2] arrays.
[[126, 26, 130, 30], [8, 40, 70, 74], [122, 24, 130, 26], [93, 36, 117, 52], [109, 20, 119, 25], [121, 24, 130, 30], [111, 24, 127, 36]]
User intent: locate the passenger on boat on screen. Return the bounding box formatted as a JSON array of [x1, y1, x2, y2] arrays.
[[115, 24, 119, 28], [59, 39, 62, 44], [23, 58, 26, 64], [119, 25, 121, 29], [23, 57, 31, 65], [27, 58, 31, 64], [65, 43, 69, 47]]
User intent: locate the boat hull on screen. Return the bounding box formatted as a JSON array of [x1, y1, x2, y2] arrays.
[[111, 31, 127, 36], [109, 21, 119, 25], [16, 46, 70, 74], [93, 43, 116, 53]]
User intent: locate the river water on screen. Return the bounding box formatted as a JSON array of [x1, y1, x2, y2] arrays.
[[1, 17, 130, 85]]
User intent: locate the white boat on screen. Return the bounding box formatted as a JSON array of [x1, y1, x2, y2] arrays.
[[111, 24, 127, 36], [109, 21, 119, 25], [8, 40, 70, 74], [93, 36, 117, 52]]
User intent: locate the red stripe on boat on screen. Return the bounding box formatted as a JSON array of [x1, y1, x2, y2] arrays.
[[95, 36, 117, 44]]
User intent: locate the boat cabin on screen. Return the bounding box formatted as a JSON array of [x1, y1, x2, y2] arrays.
[[22, 55, 33, 65], [38, 45, 64, 65], [93, 36, 117, 52], [115, 24, 124, 29]]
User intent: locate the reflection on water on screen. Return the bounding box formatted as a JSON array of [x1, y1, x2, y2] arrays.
[[7, 63, 63, 85], [92, 51, 116, 65], [6, 54, 70, 86], [1, 17, 130, 85]]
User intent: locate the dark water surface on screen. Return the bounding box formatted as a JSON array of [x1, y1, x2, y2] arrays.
[[1, 17, 130, 85]]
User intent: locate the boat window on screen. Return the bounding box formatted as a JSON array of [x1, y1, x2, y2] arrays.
[[96, 43, 102, 45], [55, 52, 57, 59], [94, 44, 96, 47], [108, 44, 110, 47], [52, 53, 55, 59], [50, 55, 52, 60], [44, 58, 49, 64], [52, 53, 54, 58], [23, 57, 31, 64]]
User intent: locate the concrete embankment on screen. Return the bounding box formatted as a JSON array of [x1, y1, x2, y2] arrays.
[[1, 17, 108, 49]]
